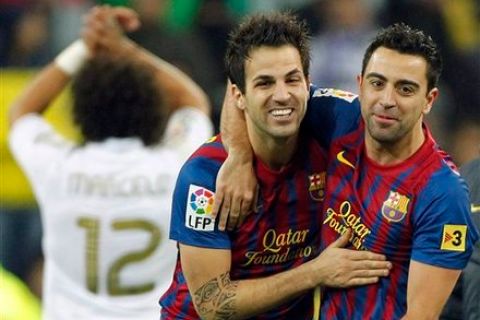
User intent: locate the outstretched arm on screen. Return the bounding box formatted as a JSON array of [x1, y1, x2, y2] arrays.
[[182, 230, 392, 320]]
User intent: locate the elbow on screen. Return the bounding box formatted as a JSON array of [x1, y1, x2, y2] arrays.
[[7, 103, 23, 128]]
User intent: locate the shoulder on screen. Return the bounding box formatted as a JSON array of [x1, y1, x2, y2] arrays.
[[305, 85, 361, 147], [170, 135, 230, 244], [309, 86, 359, 105], [9, 114, 73, 163], [421, 155, 468, 202], [187, 135, 228, 164], [177, 135, 227, 185], [162, 107, 214, 160], [10, 114, 52, 140]]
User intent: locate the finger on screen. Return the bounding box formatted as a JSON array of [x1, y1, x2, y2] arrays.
[[347, 277, 380, 287], [351, 267, 390, 278], [112, 7, 140, 32], [227, 197, 241, 231], [237, 211, 247, 228], [330, 229, 352, 248], [81, 29, 97, 54], [349, 250, 387, 261], [211, 189, 224, 218], [85, 13, 107, 36], [238, 197, 252, 227], [240, 192, 253, 217], [357, 260, 392, 270], [217, 194, 231, 232]]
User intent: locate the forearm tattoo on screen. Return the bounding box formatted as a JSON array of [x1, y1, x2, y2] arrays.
[[194, 272, 238, 319]]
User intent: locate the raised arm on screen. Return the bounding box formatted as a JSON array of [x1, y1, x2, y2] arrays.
[[9, 6, 211, 127], [82, 6, 210, 116], [8, 62, 72, 126], [181, 230, 392, 320], [402, 261, 460, 319], [212, 82, 257, 231]]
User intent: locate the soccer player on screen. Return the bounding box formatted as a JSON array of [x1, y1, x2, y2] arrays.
[[160, 12, 392, 319], [8, 6, 213, 320], [217, 22, 479, 319]]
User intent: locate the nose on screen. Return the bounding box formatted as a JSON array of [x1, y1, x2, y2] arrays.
[[272, 82, 290, 104], [379, 86, 396, 108]]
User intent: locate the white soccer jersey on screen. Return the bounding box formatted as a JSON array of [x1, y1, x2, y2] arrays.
[[9, 107, 213, 320]]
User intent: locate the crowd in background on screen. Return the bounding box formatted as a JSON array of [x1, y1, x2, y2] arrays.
[[1, 0, 479, 318]]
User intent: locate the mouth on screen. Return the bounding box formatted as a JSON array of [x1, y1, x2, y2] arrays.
[[373, 113, 398, 125], [269, 108, 294, 120]]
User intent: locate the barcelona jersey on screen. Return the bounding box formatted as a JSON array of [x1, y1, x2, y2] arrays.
[[160, 133, 328, 319], [305, 86, 479, 319]]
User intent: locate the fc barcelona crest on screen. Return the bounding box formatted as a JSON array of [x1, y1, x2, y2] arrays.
[[381, 191, 410, 222], [308, 172, 326, 201]]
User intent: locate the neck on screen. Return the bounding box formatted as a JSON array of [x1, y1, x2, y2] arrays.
[[248, 128, 299, 171], [365, 124, 425, 166]]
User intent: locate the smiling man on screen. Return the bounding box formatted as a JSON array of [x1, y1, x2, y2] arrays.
[[301, 23, 480, 319], [216, 23, 479, 319], [159, 12, 392, 320]]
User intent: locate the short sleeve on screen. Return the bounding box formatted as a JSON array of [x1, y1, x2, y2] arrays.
[[411, 171, 480, 269], [169, 156, 231, 249], [162, 107, 214, 162], [8, 114, 73, 187], [304, 86, 361, 148]]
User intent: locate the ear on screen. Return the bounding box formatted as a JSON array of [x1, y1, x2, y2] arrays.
[[305, 75, 311, 90], [356, 74, 363, 90], [231, 84, 246, 111], [423, 87, 439, 115]]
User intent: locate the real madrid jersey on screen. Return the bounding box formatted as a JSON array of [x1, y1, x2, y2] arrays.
[[305, 86, 479, 319], [9, 107, 213, 320], [160, 132, 328, 319]]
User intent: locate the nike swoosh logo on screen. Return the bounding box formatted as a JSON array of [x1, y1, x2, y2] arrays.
[[337, 151, 355, 169], [472, 204, 480, 213]]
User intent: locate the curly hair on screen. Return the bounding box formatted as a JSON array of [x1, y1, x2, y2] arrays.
[[362, 23, 443, 92], [225, 11, 311, 93], [71, 55, 167, 146]]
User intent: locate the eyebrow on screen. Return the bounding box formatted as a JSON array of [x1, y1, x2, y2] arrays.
[[366, 72, 420, 88], [252, 68, 303, 82], [285, 69, 303, 77]]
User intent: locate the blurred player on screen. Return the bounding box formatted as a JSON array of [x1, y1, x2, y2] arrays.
[[160, 12, 392, 319], [8, 6, 213, 319], [218, 23, 479, 319]]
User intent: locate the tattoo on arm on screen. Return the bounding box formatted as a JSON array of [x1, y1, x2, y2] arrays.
[[194, 272, 238, 320]]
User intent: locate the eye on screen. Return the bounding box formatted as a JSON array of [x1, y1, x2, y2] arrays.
[[398, 85, 415, 95], [255, 80, 273, 88], [369, 79, 384, 88], [286, 76, 302, 84]]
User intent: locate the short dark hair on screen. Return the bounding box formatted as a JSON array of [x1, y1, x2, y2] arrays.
[[362, 23, 442, 92], [72, 55, 167, 146], [225, 11, 311, 93]]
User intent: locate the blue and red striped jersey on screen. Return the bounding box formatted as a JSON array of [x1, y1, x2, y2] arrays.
[[160, 133, 328, 319], [305, 86, 478, 319]]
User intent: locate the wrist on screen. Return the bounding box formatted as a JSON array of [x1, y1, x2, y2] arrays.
[[54, 40, 89, 76], [228, 146, 253, 164]]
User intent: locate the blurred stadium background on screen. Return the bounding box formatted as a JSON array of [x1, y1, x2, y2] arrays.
[[0, 0, 479, 318]]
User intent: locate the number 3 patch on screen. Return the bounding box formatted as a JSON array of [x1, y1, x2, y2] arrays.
[[440, 225, 467, 251]]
